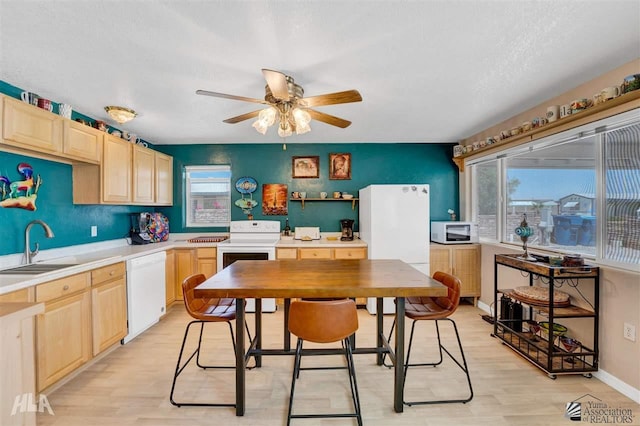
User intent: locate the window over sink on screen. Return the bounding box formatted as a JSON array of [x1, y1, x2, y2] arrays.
[[184, 165, 231, 227]]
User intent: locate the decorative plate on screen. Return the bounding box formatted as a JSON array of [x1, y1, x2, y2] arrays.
[[147, 212, 170, 242], [234, 198, 258, 209], [235, 177, 257, 194]]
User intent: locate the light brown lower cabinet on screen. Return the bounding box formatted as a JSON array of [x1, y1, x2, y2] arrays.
[[35, 273, 92, 392], [276, 246, 368, 305], [91, 263, 127, 356], [174, 249, 196, 301], [196, 248, 217, 279], [165, 249, 176, 306], [430, 243, 481, 305]]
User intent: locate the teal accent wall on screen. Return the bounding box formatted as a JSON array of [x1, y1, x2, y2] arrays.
[[156, 143, 459, 234], [0, 151, 153, 256]]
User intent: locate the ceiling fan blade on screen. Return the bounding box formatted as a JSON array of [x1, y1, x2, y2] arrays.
[[307, 109, 352, 128], [196, 89, 269, 105], [299, 90, 362, 107], [262, 69, 290, 101], [223, 110, 261, 124]]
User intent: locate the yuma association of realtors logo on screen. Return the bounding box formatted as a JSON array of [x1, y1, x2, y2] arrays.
[[566, 394, 635, 423], [11, 393, 54, 416]]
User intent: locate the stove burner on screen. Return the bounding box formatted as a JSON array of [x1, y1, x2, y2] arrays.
[[187, 236, 229, 243]]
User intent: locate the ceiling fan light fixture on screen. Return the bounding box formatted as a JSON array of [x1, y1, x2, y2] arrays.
[[104, 106, 137, 124], [252, 106, 277, 134], [278, 121, 292, 138]]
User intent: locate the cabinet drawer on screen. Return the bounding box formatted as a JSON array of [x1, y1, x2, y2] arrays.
[[0, 287, 33, 302], [276, 248, 298, 259], [196, 248, 217, 258], [91, 262, 125, 286], [299, 248, 332, 259], [36, 273, 90, 302], [334, 248, 367, 259]]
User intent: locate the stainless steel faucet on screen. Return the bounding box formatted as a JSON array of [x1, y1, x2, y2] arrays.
[[24, 220, 55, 264]]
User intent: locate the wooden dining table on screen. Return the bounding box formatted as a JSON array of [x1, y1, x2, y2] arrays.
[[194, 259, 447, 416]]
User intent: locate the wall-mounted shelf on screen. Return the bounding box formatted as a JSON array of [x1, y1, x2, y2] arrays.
[[289, 198, 359, 210], [452, 89, 640, 172]]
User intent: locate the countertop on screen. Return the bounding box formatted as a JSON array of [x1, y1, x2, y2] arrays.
[[0, 234, 367, 296]]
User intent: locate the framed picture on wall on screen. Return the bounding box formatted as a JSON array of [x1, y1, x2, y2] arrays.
[[262, 183, 288, 215], [329, 153, 351, 180], [292, 156, 319, 178]]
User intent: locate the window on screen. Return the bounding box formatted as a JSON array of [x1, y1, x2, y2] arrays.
[[184, 165, 231, 227], [468, 109, 640, 270]]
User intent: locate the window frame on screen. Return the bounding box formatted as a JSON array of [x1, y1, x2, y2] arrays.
[[184, 164, 232, 228], [466, 108, 640, 272]]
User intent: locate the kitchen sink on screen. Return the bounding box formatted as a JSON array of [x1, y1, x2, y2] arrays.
[[0, 263, 79, 275]]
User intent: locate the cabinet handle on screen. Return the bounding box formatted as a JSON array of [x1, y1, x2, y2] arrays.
[[109, 271, 114, 276], [63, 285, 69, 291]]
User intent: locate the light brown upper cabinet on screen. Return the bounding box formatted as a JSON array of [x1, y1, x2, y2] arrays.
[[63, 119, 103, 164], [155, 151, 173, 205], [132, 144, 155, 204], [1, 96, 63, 154]]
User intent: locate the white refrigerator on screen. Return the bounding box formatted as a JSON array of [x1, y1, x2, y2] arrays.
[[358, 184, 430, 314]]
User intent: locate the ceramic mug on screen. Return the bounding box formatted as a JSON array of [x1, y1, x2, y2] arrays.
[[299, 192, 307, 199], [129, 133, 140, 144], [621, 74, 640, 94], [546, 105, 559, 122], [320, 192, 328, 199], [521, 121, 532, 132], [453, 145, 463, 157], [593, 93, 604, 106], [121, 131, 130, 140], [291, 191, 300, 199], [333, 191, 342, 199], [601, 86, 620, 100], [58, 103, 72, 119], [20, 91, 39, 106], [560, 104, 572, 119], [37, 98, 53, 112], [570, 98, 589, 113]]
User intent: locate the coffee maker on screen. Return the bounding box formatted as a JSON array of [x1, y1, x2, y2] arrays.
[[129, 212, 152, 245], [340, 219, 355, 241]]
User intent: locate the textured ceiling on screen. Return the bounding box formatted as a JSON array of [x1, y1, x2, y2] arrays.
[[1, 1, 639, 146]]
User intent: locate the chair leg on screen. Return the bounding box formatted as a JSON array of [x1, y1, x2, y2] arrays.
[[403, 318, 474, 406], [170, 320, 235, 408], [194, 321, 237, 369], [405, 319, 444, 368], [381, 318, 396, 368], [287, 337, 363, 425]]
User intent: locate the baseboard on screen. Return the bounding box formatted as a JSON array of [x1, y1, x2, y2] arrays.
[[476, 299, 640, 404], [594, 369, 640, 404]]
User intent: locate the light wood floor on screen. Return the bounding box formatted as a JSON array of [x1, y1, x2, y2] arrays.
[[37, 302, 639, 425]]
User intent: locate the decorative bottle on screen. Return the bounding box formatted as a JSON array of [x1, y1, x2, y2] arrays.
[[284, 218, 291, 236]]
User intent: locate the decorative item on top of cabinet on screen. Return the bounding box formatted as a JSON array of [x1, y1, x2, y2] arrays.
[[430, 243, 480, 305]]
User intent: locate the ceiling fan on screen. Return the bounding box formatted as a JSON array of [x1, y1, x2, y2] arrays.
[[196, 69, 362, 137]]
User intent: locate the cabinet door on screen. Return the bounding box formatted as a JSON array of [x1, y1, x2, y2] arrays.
[[196, 248, 217, 279], [2, 96, 63, 153], [92, 278, 127, 356], [132, 144, 155, 204], [102, 136, 132, 203], [155, 152, 173, 205], [452, 245, 480, 299], [165, 249, 176, 306], [63, 120, 103, 163], [430, 245, 453, 275], [174, 249, 195, 301], [36, 290, 91, 391]]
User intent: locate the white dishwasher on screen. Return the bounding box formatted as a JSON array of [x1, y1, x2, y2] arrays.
[[123, 251, 167, 344]]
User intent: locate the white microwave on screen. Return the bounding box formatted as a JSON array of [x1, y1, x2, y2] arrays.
[[431, 221, 478, 244]]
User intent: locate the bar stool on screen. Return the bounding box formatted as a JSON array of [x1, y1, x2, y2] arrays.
[[170, 273, 251, 408], [287, 299, 363, 426], [385, 271, 473, 405]]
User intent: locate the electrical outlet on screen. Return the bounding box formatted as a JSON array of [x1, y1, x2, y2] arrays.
[[91, 225, 98, 237], [623, 323, 636, 342]]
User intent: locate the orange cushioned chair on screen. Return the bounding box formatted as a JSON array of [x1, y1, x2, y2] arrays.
[[386, 271, 473, 406], [287, 299, 362, 426], [170, 273, 251, 408]]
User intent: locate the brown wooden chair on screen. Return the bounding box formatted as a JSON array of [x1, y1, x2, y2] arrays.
[[170, 273, 251, 408], [287, 299, 362, 426], [385, 271, 473, 405]]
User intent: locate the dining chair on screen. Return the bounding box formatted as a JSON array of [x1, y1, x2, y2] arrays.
[[287, 299, 363, 426], [385, 271, 473, 405], [170, 273, 252, 407]]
